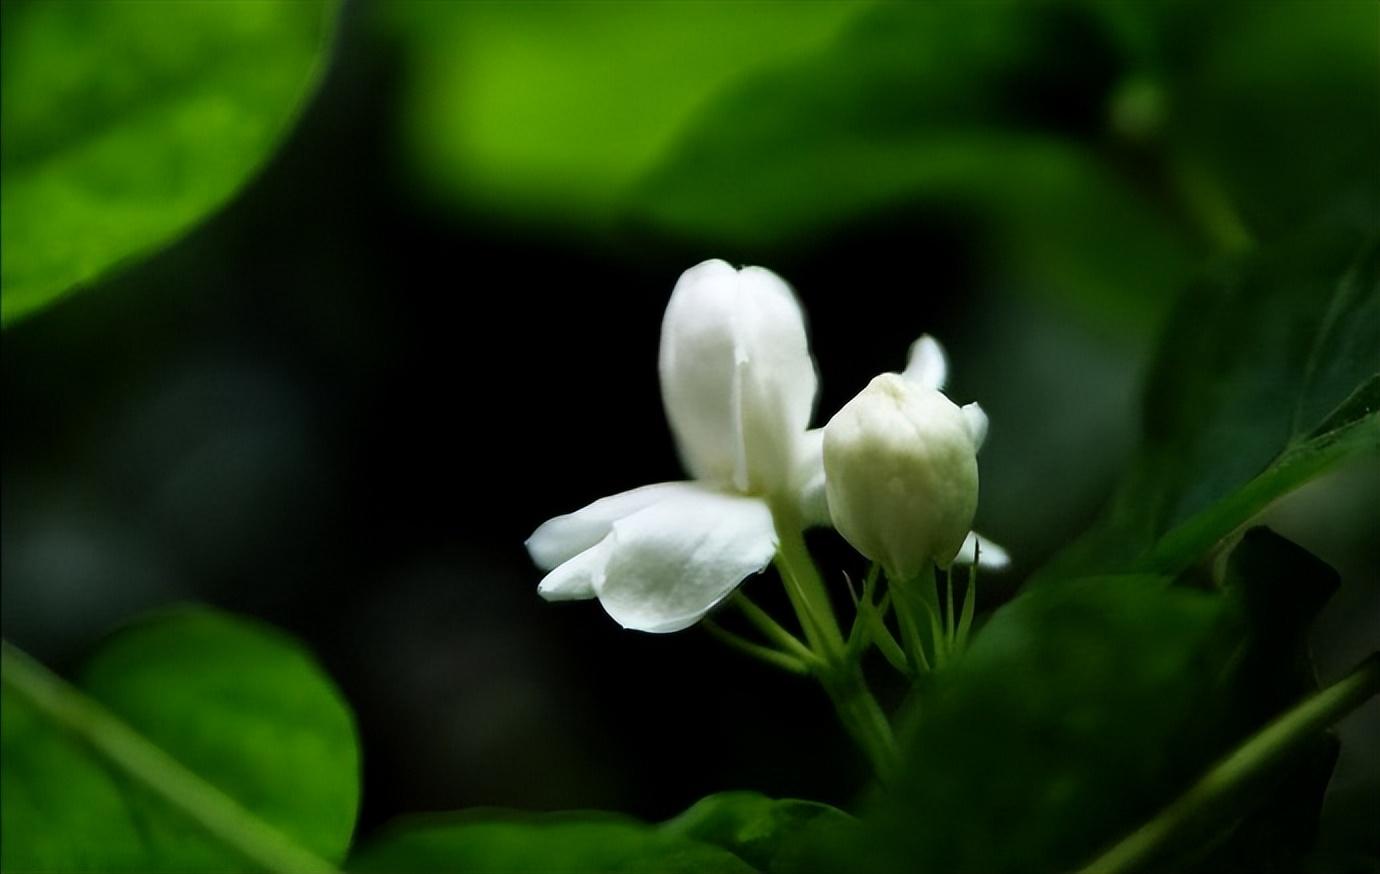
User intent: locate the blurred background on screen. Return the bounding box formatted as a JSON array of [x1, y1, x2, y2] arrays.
[[3, 0, 1376, 843]]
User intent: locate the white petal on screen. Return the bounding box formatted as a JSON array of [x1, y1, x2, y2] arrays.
[[536, 538, 611, 601], [962, 402, 989, 451], [659, 260, 817, 494], [903, 334, 948, 391], [954, 531, 1010, 569], [595, 487, 777, 633], [791, 428, 830, 528], [525, 482, 698, 571]]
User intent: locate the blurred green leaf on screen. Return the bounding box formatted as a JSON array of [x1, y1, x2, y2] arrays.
[[0, 0, 338, 325], [662, 791, 857, 874], [626, 1, 1195, 335], [1166, 529, 1341, 874], [859, 531, 1344, 873], [859, 575, 1229, 874], [380, 0, 862, 226], [1146, 0, 1380, 241], [350, 811, 758, 874], [1035, 230, 1380, 584], [1, 608, 360, 872]]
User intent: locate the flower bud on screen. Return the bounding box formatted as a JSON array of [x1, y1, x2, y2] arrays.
[[822, 373, 983, 577]]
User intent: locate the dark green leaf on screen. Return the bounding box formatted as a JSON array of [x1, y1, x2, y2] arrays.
[[630, 2, 1193, 336], [1035, 231, 1379, 584], [0, 0, 338, 324], [856, 532, 1345, 873], [1149, 0, 1380, 241], [856, 576, 1233, 874], [1166, 529, 1341, 873], [662, 791, 856, 874], [1, 608, 360, 872], [350, 811, 758, 874]]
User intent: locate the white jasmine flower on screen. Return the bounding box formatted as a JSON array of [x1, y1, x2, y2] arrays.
[[526, 260, 825, 633], [823, 336, 1008, 579]]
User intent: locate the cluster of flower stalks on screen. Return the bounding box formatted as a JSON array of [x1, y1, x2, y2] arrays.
[[525, 260, 1009, 779]]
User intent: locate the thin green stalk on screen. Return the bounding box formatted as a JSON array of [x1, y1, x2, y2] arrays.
[[774, 554, 829, 655], [844, 565, 882, 662], [956, 562, 978, 651], [733, 592, 820, 668], [865, 595, 911, 675], [943, 568, 956, 646], [0, 640, 339, 874], [704, 621, 813, 676], [1080, 653, 1380, 874], [771, 504, 845, 657], [893, 581, 931, 675]]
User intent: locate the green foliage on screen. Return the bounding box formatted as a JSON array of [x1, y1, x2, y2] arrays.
[[662, 791, 857, 873], [379, 0, 860, 226], [1136, 0, 1380, 240], [632, 2, 1194, 326], [1, 609, 360, 873], [381, 0, 1379, 336], [0, 0, 338, 325], [854, 527, 1342, 874], [350, 811, 758, 874], [1034, 229, 1380, 584], [3, 1, 1377, 871]]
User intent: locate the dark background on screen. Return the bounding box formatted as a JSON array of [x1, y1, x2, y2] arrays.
[[4, 0, 1376, 841]]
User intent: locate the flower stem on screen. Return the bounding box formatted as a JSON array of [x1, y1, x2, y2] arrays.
[[733, 592, 820, 668], [1080, 653, 1380, 874], [771, 505, 845, 657], [703, 620, 813, 676], [822, 665, 900, 781], [0, 640, 339, 874], [769, 504, 897, 780]]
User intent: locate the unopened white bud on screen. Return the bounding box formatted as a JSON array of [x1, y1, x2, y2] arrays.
[[822, 373, 983, 577]]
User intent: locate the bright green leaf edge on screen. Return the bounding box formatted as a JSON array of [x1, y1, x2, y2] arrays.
[[0, 0, 342, 327], [1033, 235, 1380, 585]]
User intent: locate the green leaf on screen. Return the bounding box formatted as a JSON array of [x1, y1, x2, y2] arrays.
[[378, 0, 862, 228], [1, 608, 360, 873], [1034, 230, 1380, 584], [662, 791, 857, 874], [857, 530, 1349, 873], [1148, 0, 1380, 241], [629, 2, 1194, 335], [1162, 529, 1341, 873], [0, 0, 339, 325], [857, 575, 1232, 874], [350, 811, 759, 874]]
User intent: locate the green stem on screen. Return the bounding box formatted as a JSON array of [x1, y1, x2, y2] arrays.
[[703, 621, 813, 676], [891, 564, 941, 672], [771, 505, 845, 657], [823, 665, 900, 781], [943, 568, 956, 646], [1080, 653, 1380, 874], [956, 562, 978, 651], [733, 593, 820, 668], [769, 506, 896, 779], [0, 640, 339, 874]]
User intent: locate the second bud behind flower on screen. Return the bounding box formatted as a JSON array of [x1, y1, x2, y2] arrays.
[[823, 367, 985, 579]]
